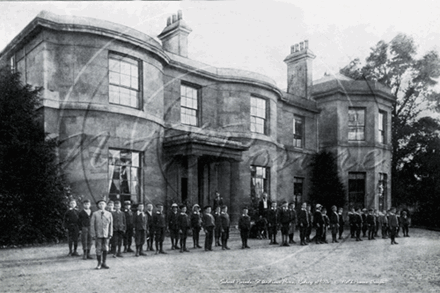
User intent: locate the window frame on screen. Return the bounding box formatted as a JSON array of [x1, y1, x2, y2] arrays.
[[293, 115, 305, 148], [348, 107, 366, 141], [180, 82, 200, 127], [250, 165, 270, 199], [378, 110, 387, 144], [250, 95, 268, 135], [108, 51, 142, 109], [293, 177, 304, 206], [108, 148, 142, 204]]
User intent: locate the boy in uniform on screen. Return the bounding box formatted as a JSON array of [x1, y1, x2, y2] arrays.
[[123, 200, 134, 253], [238, 206, 251, 249], [177, 205, 190, 252], [106, 201, 115, 254], [111, 200, 126, 257], [168, 203, 180, 250], [202, 205, 215, 251], [288, 202, 297, 244], [321, 207, 329, 244], [78, 199, 93, 259], [313, 204, 324, 244], [214, 206, 222, 246], [191, 204, 203, 249], [220, 205, 231, 250], [279, 201, 291, 247], [388, 207, 399, 245], [348, 208, 356, 238], [329, 205, 340, 243], [153, 203, 167, 254], [379, 209, 388, 239], [338, 207, 344, 240], [90, 199, 113, 269], [267, 202, 279, 245], [298, 202, 309, 246], [361, 208, 368, 237], [366, 208, 376, 240], [401, 211, 410, 237], [355, 207, 363, 241], [63, 199, 80, 257], [306, 204, 313, 243], [133, 203, 147, 256], [145, 203, 154, 251]]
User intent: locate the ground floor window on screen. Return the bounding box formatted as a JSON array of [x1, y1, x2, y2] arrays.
[[294, 177, 304, 205], [251, 166, 269, 200], [378, 173, 387, 211], [108, 149, 141, 203], [348, 172, 365, 208]]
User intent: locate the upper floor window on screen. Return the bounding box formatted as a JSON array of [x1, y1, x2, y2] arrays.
[[250, 96, 267, 134], [348, 108, 365, 141], [378, 111, 386, 144], [109, 52, 141, 109], [294, 177, 304, 206], [180, 83, 199, 126], [293, 116, 304, 148]]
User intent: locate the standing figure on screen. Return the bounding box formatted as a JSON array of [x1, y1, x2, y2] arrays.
[[361, 208, 368, 237], [288, 202, 297, 244], [355, 207, 363, 241], [298, 202, 309, 246], [111, 201, 126, 257], [168, 203, 180, 250], [133, 203, 147, 256], [177, 205, 191, 252], [214, 206, 222, 246], [153, 203, 167, 254], [379, 210, 388, 239], [329, 205, 340, 243], [79, 199, 93, 260], [220, 205, 230, 250], [202, 205, 215, 251], [306, 204, 313, 242], [145, 203, 154, 251], [90, 199, 113, 269], [191, 204, 203, 249], [388, 207, 399, 245], [213, 191, 224, 212], [123, 200, 134, 253], [366, 208, 376, 240], [314, 204, 324, 244], [279, 201, 291, 247], [267, 202, 279, 245], [238, 206, 251, 249], [338, 207, 344, 240], [348, 208, 356, 238], [401, 211, 410, 237], [63, 199, 80, 257], [321, 207, 329, 244], [258, 192, 271, 220]]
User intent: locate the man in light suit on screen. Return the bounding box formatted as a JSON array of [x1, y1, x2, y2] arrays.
[[90, 199, 113, 270]]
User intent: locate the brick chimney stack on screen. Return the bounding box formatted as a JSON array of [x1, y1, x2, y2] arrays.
[[284, 40, 315, 100], [158, 10, 192, 57]]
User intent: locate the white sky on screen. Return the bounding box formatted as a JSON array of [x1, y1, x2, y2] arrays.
[[1, 0, 440, 91]]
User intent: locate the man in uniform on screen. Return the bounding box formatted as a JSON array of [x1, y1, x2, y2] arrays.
[[168, 203, 180, 250], [298, 202, 309, 246], [90, 199, 113, 269]]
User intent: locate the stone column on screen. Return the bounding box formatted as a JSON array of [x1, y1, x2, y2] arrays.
[[187, 155, 198, 205], [229, 160, 240, 225]]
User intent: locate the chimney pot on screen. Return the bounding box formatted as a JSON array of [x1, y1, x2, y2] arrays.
[[305, 40, 309, 49], [167, 17, 172, 26], [291, 45, 296, 54], [300, 42, 304, 50], [295, 44, 299, 52], [172, 14, 177, 23], [178, 10, 183, 20]]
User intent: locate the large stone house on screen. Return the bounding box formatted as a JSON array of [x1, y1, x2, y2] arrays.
[[0, 11, 394, 221]]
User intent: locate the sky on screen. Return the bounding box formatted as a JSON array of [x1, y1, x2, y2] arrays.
[[1, 0, 440, 92]]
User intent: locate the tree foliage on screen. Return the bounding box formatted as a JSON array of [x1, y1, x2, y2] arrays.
[[0, 67, 67, 245], [308, 150, 346, 210], [340, 33, 440, 209]]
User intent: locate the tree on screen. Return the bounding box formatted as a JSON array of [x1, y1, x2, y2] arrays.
[[308, 150, 346, 210], [0, 67, 66, 245], [340, 33, 440, 206]]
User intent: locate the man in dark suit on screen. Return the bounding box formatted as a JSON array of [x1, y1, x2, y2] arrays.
[[298, 202, 309, 246], [388, 207, 399, 245], [355, 207, 363, 242], [314, 204, 324, 244], [145, 203, 154, 251], [367, 208, 376, 240], [220, 205, 231, 250], [133, 203, 147, 256], [288, 202, 297, 244], [213, 191, 224, 212], [259, 192, 271, 219], [123, 200, 134, 253], [329, 205, 340, 243], [153, 203, 167, 254]]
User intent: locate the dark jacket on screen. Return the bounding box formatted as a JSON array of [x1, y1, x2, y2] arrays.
[[112, 210, 126, 232], [298, 209, 309, 227], [203, 213, 215, 228], [63, 209, 79, 229], [78, 209, 91, 228], [124, 208, 134, 228], [279, 208, 291, 225], [177, 213, 191, 231], [366, 214, 376, 227], [153, 212, 166, 229], [259, 198, 271, 216], [238, 214, 251, 230], [314, 211, 324, 228], [133, 211, 147, 231], [220, 212, 230, 230], [191, 212, 202, 229], [329, 211, 339, 227], [267, 208, 279, 226], [168, 211, 179, 231]]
